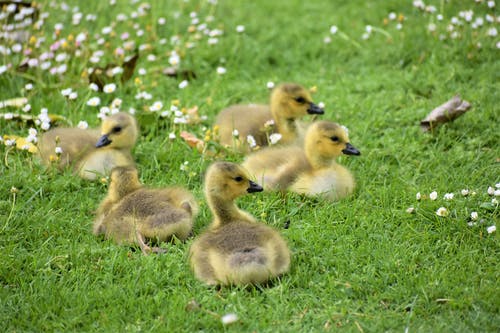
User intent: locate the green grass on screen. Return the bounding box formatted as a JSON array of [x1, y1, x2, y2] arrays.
[[1, 0, 499, 332]]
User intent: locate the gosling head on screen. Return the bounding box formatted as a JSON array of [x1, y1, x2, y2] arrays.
[[305, 121, 360, 164], [96, 112, 139, 149], [270, 83, 324, 119], [205, 162, 263, 202]]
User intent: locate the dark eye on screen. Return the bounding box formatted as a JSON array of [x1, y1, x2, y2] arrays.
[[294, 97, 306, 104], [234, 176, 243, 182], [112, 126, 122, 133], [330, 136, 339, 142]]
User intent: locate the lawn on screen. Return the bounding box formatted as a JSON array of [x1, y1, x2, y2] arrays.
[[0, 0, 499, 332]]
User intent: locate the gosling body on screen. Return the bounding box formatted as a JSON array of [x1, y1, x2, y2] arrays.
[[189, 162, 290, 285], [38, 112, 138, 180], [242, 121, 360, 200], [215, 83, 324, 151], [93, 166, 198, 254]]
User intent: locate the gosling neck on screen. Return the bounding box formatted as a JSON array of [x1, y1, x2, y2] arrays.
[[271, 108, 297, 142], [109, 181, 141, 202], [306, 149, 338, 170], [207, 193, 250, 228]]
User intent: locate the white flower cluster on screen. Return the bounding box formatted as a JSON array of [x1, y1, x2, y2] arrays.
[[412, 185, 498, 234]]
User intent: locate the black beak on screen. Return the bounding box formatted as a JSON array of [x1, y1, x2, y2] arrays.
[[96, 134, 112, 148], [307, 102, 324, 115], [342, 143, 361, 156], [247, 180, 263, 193]]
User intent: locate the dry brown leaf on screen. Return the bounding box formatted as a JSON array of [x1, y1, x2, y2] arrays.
[[89, 50, 139, 89], [180, 131, 205, 151], [185, 105, 200, 124], [420, 95, 472, 132], [121, 52, 139, 84]]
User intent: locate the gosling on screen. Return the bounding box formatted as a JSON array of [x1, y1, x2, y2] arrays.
[[38, 112, 138, 180], [242, 121, 360, 200], [189, 162, 291, 286], [214, 83, 324, 151], [93, 166, 199, 254]]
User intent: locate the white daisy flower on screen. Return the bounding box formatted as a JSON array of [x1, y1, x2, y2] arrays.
[[55, 53, 67, 62], [247, 135, 256, 148], [330, 25, 338, 34], [61, 88, 72, 96], [470, 212, 478, 220], [55, 146, 63, 154], [487, 186, 495, 195], [416, 192, 421, 200], [89, 83, 99, 91], [429, 191, 438, 201], [232, 129, 239, 137], [436, 207, 449, 217], [236, 25, 245, 33], [269, 133, 282, 145], [180, 161, 189, 171], [266, 81, 275, 89], [487, 225, 496, 234], [221, 313, 238, 325], [103, 83, 116, 94], [77, 121, 88, 129], [216, 66, 226, 75], [169, 51, 180, 66], [150, 101, 163, 112], [87, 97, 101, 107], [101, 26, 112, 34], [264, 119, 275, 128], [461, 189, 469, 196], [169, 132, 176, 140], [41, 122, 51, 130], [178, 80, 189, 89], [443, 193, 454, 200], [173, 117, 188, 124]]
